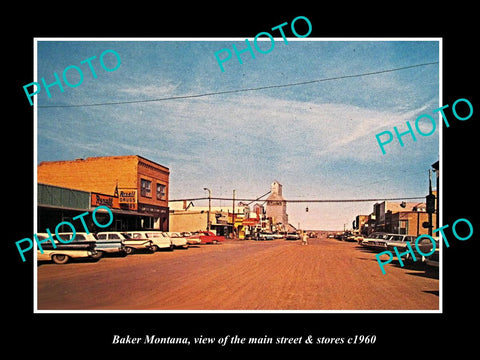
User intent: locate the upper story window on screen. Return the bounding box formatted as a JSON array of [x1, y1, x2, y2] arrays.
[[156, 183, 166, 200], [141, 179, 151, 197]]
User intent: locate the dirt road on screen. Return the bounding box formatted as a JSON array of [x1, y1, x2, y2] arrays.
[[36, 237, 439, 311]]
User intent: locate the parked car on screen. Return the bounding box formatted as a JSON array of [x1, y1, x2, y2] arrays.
[[96, 231, 154, 254], [360, 232, 390, 250], [343, 233, 357, 242], [353, 235, 364, 243], [384, 233, 437, 264], [165, 232, 189, 248], [425, 247, 439, 268], [173, 231, 201, 245], [56, 231, 126, 258], [36, 232, 98, 264], [124, 231, 173, 252], [385, 234, 417, 252], [187, 231, 225, 244], [405, 236, 440, 264], [285, 232, 300, 240], [256, 231, 275, 240], [159, 232, 189, 248]]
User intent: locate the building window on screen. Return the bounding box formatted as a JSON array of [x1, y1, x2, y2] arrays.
[[141, 179, 151, 197], [156, 183, 166, 200]]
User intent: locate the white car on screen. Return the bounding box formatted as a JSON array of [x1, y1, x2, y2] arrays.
[[360, 232, 389, 250], [164, 232, 189, 248], [124, 231, 173, 252], [148, 231, 188, 249], [36, 232, 98, 264], [57, 232, 126, 258], [182, 232, 201, 245], [96, 231, 154, 254], [385, 234, 417, 252]]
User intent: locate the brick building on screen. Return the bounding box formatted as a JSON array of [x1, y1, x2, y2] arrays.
[[37, 155, 170, 231], [371, 200, 436, 236]]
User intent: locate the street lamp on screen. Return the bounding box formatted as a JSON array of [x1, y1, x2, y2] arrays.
[[203, 187, 211, 231]]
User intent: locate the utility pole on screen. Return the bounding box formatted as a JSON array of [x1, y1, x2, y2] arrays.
[[232, 189, 236, 238], [204, 187, 211, 231], [427, 170, 434, 236]]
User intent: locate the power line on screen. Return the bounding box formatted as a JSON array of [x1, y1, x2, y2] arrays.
[[37, 61, 438, 109], [169, 196, 425, 203]]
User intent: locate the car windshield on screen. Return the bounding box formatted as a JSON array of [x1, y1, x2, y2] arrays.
[[121, 233, 132, 239], [146, 233, 161, 238]]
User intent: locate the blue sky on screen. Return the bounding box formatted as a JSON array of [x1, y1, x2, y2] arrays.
[[35, 39, 440, 230]]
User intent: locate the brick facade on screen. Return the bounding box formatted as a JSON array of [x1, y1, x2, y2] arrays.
[[37, 155, 170, 230], [38, 155, 169, 205]]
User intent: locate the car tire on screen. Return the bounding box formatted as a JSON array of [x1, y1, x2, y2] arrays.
[[125, 247, 135, 255], [151, 245, 159, 252], [91, 251, 103, 259], [52, 254, 69, 264]]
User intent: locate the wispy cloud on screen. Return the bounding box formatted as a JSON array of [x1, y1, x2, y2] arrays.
[[118, 83, 181, 98], [37, 40, 440, 230]]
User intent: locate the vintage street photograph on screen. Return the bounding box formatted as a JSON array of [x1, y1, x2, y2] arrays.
[[33, 38, 441, 311]]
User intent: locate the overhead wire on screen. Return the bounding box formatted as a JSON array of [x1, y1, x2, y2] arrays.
[[37, 61, 439, 108], [169, 196, 426, 203]]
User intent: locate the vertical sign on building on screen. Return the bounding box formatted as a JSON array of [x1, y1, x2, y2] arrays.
[[119, 189, 137, 210]]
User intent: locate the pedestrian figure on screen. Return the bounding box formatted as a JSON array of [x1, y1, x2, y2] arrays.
[[302, 231, 308, 245]]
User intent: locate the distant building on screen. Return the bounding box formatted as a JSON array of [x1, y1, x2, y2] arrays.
[[354, 215, 370, 234], [371, 200, 435, 236]]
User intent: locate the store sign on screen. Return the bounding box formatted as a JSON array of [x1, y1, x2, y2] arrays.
[[91, 193, 119, 209], [119, 189, 137, 210], [243, 218, 259, 226], [138, 204, 168, 215]]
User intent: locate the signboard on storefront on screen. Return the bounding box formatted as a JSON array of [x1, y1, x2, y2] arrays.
[[119, 189, 137, 210], [91, 193, 119, 209], [242, 218, 260, 226]]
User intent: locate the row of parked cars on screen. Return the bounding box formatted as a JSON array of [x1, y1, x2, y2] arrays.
[[358, 232, 439, 268], [37, 230, 225, 264], [254, 231, 317, 241]]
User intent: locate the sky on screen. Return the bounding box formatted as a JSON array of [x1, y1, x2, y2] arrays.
[[35, 39, 440, 230]]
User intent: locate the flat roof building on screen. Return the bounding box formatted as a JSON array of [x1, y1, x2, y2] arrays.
[[37, 155, 170, 231]]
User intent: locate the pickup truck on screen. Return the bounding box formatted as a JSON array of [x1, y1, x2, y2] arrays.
[[187, 231, 224, 244]]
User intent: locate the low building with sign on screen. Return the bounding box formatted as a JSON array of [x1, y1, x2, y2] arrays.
[[37, 155, 170, 231]]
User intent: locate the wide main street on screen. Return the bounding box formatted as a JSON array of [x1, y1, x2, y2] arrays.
[[36, 236, 439, 311]]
